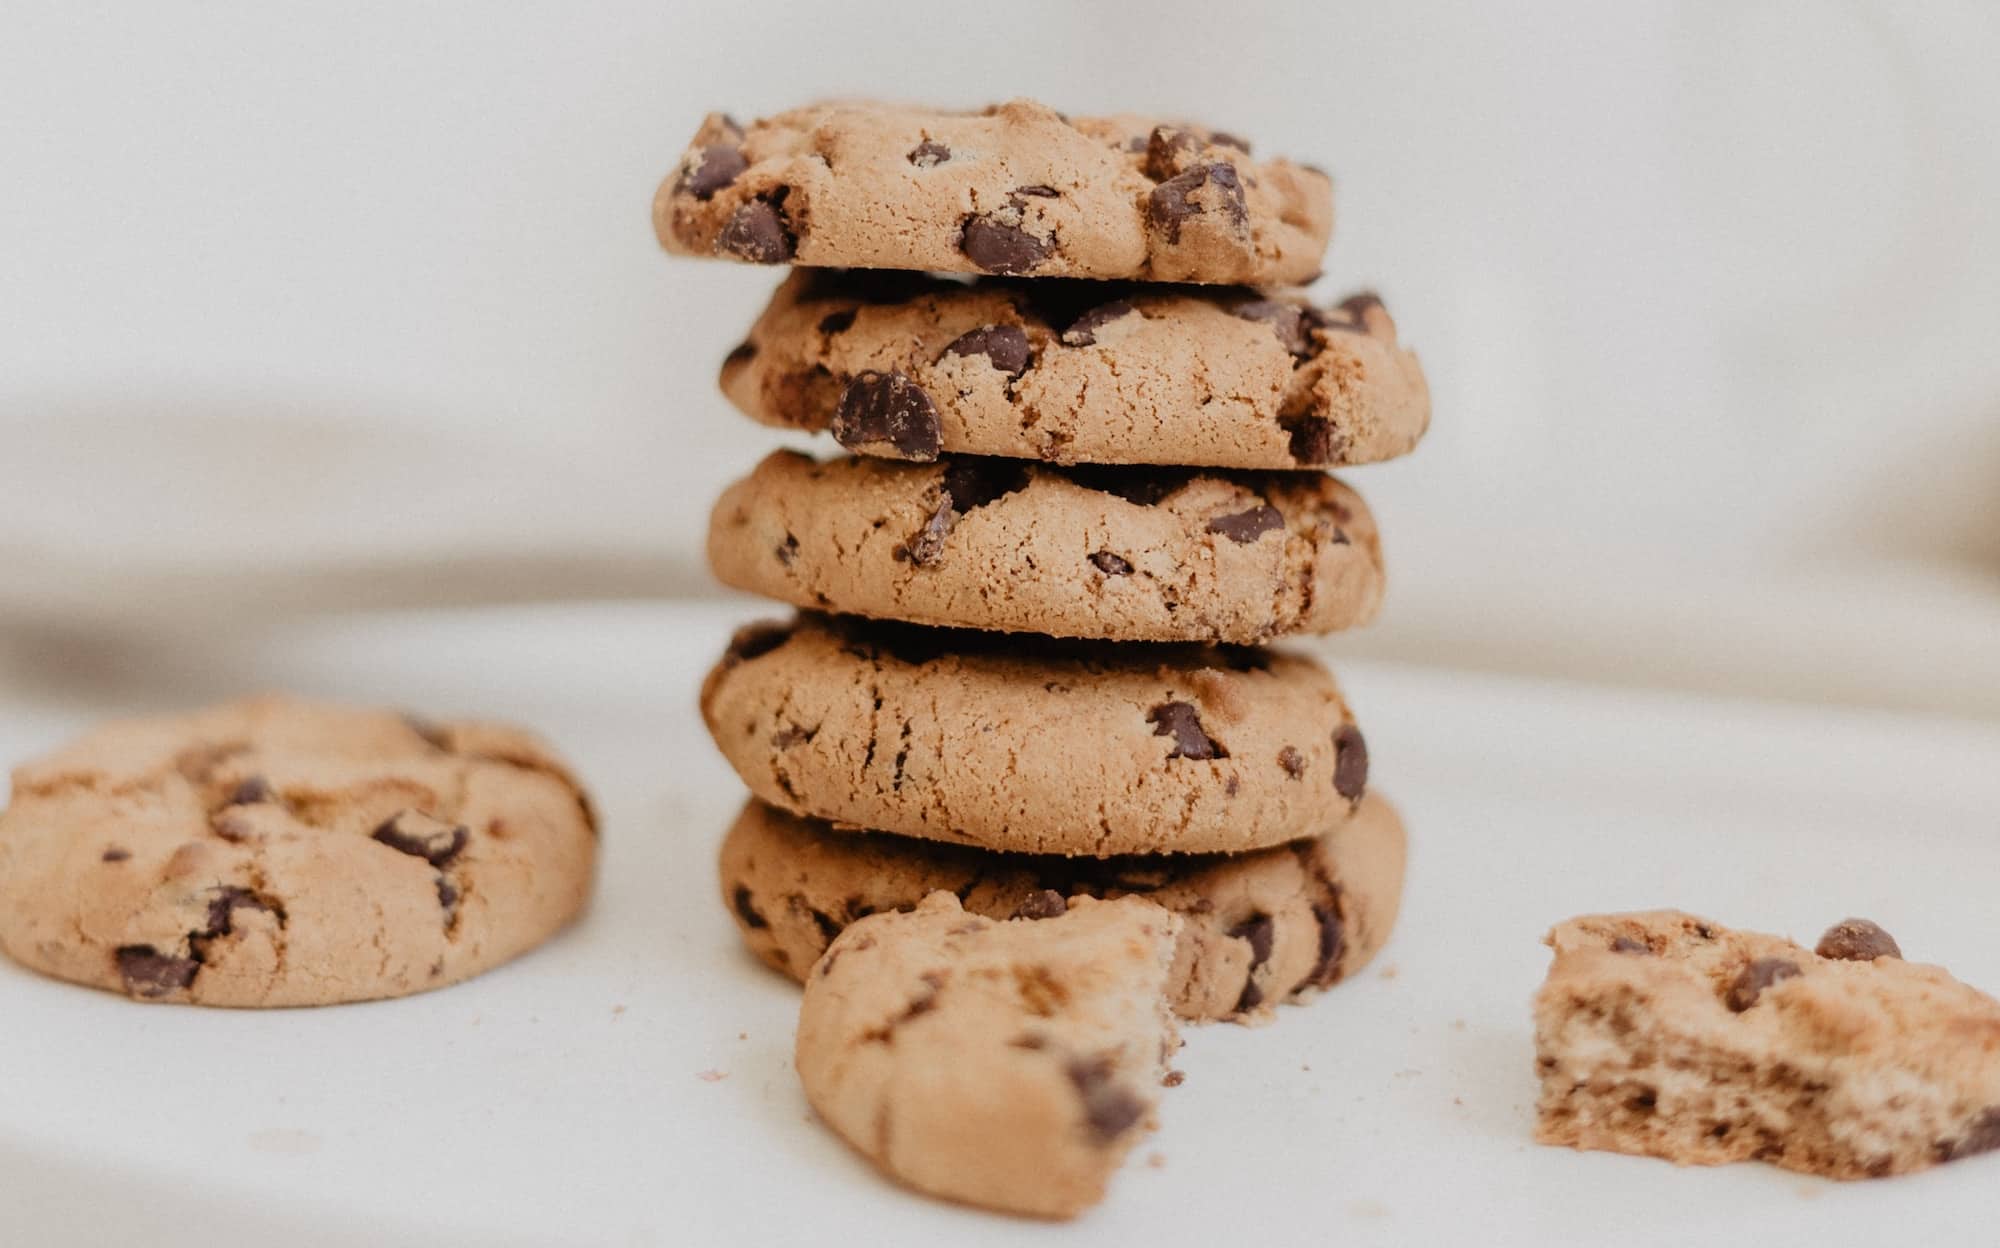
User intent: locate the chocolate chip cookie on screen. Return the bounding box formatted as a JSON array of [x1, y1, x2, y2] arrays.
[[699, 614, 1369, 856], [0, 696, 597, 1006], [720, 791, 1403, 1022], [796, 891, 1180, 1218], [655, 99, 1332, 285], [1535, 911, 2000, 1178], [723, 271, 1428, 469], [708, 451, 1384, 643]]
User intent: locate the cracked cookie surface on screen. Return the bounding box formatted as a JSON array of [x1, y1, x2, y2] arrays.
[[723, 270, 1427, 469], [796, 892, 1179, 1218], [1535, 910, 2000, 1178], [699, 614, 1369, 856], [720, 792, 1403, 1022], [0, 695, 597, 1006], [656, 99, 1332, 285], [708, 450, 1383, 643]]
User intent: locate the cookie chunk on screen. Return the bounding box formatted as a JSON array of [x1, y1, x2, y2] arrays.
[[655, 99, 1332, 285], [1534, 911, 2000, 1178], [708, 451, 1383, 643], [0, 696, 597, 1007], [795, 892, 1179, 1218], [723, 271, 1428, 470], [720, 791, 1404, 1022], [699, 614, 1369, 856]]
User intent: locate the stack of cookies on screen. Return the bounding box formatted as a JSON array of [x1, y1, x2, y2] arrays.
[[655, 99, 1430, 1215]]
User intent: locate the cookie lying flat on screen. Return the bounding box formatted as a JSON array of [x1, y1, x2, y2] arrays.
[[708, 451, 1383, 644], [796, 892, 1179, 1218], [720, 792, 1403, 1022], [722, 270, 1429, 470], [1535, 911, 2000, 1178], [0, 696, 596, 1007], [656, 99, 1332, 286], [701, 614, 1369, 857]]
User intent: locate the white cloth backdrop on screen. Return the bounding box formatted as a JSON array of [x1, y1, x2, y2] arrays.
[[3, 0, 1997, 713]]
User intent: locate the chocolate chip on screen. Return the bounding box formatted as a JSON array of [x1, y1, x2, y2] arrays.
[[1148, 701, 1226, 760], [1207, 503, 1285, 543], [1725, 957, 1802, 1012], [1230, 913, 1276, 1012], [723, 619, 793, 666], [775, 533, 798, 565], [1088, 551, 1133, 576], [1306, 902, 1345, 988], [681, 144, 747, 200], [770, 723, 814, 748], [101, 846, 131, 863], [1814, 918, 1902, 962], [895, 501, 953, 567], [1333, 724, 1368, 801], [1278, 746, 1305, 777], [225, 775, 277, 807], [1142, 126, 1202, 180], [1014, 183, 1060, 198], [1284, 415, 1341, 465], [833, 370, 940, 460], [942, 324, 1031, 378], [1941, 1108, 2000, 1162], [202, 885, 278, 939], [1059, 300, 1136, 347], [959, 212, 1051, 274], [1066, 1057, 1146, 1144], [1012, 889, 1068, 920], [817, 308, 856, 335], [807, 906, 843, 947], [1210, 130, 1251, 153], [1234, 299, 1313, 357], [371, 810, 470, 869], [1316, 292, 1385, 335], [907, 139, 951, 167], [1147, 164, 1247, 244], [436, 876, 459, 914], [115, 945, 200, 997], [717, 196, 795, 264], [732, 885, 768, 930], [1611, 937, 1651, 954], [722, 340, 757, 370]]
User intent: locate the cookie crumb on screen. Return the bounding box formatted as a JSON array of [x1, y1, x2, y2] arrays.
[[1146, 1152, 1166, 1169], [697, 1069, 729, 1082], [1162, 1069, 1186, 1087], [1377, 963, 1399, 980]]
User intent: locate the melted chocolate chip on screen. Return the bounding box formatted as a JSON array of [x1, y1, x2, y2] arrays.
[[1142, 126, 1201, 181], [115, 945, 199, 997], [1725, 957, 1802, 1012], [732, 885, 768, 930], [1611, 937, 1651, 954], [1011, 889, 1069, 920], [1284, 415, 1341, 465], [1066, 1057, 1146, 1144], [225, 775, 277, 807], [1014, 184, 1060, 197], [717, 196, 795, 264], [1147, 164, 1247, 244], [907, 139, 951, 167], [1307, 902, 1345, 988], [942, 324, 1032, 378], [1941, 1108, 2000, 1162], [370, 810, 470, 869], [1278, 746, 1306, 778], [833, 370, 940, 460], [681, 144, 747, 200], [722, 340, 757, 370], [202, 886, 276, 938], [1333, 724, 1368, 801], [1814, 918, 1902, 962], [1148, 701, 1226, 760], [1088, 551, 1133, 576], [1060, 300, 1136, 347], [101, 847, 131, 863], [1234, 299, 1313, 357], [817, 308, 856, 335], [1206, 503, 1284, 543], [436, 876, 459, 914], [959, 213, 1051, 274], [1230, 913, 1276, 1012]]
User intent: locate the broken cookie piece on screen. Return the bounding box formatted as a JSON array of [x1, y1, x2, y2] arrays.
[[795, 892, 1180, 1218], [1534, 910, 2000, 1178]]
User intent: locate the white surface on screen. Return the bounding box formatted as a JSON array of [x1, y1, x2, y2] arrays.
[[2, 601, 1998, 1246]]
